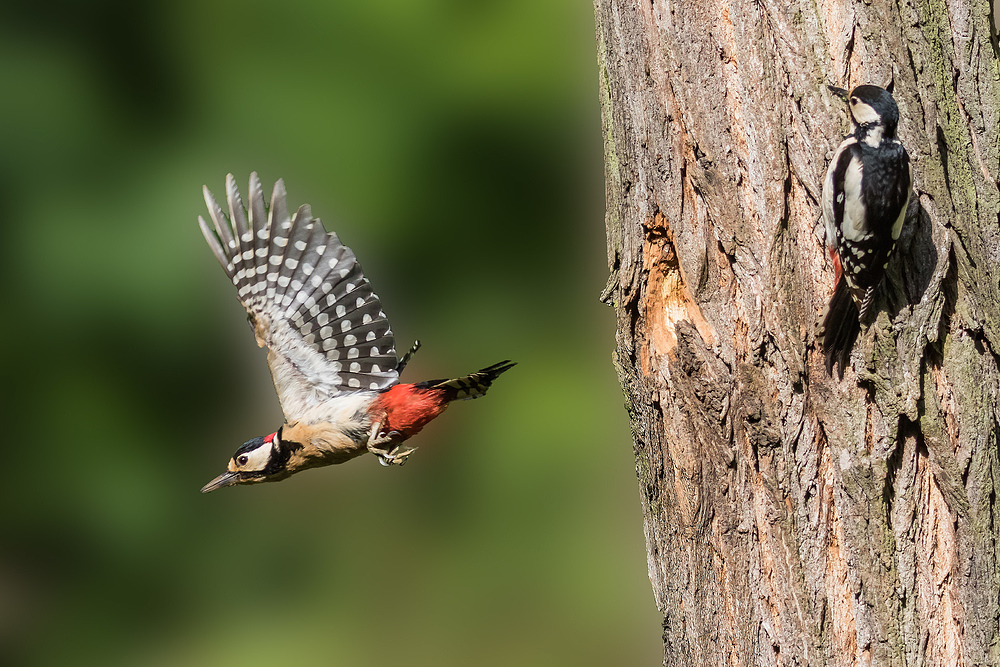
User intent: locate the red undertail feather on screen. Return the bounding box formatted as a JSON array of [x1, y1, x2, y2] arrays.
[[369, 360, 516, 438], [370, 384, 449, 437], [829, 245, 843, 284]]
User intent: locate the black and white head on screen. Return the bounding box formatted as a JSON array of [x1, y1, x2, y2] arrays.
[[201, 430, 291, 492], [829, 84, 899, 147]]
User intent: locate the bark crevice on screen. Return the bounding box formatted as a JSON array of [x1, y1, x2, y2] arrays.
[[596, 0, 1000, 663]]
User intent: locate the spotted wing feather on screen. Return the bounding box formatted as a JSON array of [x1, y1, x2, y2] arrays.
[[200, 173, 399, 421], [284, 236, 398, 390]]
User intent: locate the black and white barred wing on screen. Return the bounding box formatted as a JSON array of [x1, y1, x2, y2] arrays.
[[199, 173, 399, 421]]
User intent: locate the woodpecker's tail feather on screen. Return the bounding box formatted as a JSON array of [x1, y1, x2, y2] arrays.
[[396, 340, 422, 375], [418, 361, 517, 402], [822, 275, 861, 377], [857, 285, 878, 322]]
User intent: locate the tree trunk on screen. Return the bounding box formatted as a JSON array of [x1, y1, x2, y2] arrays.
[[595, 0, 1000, 665]]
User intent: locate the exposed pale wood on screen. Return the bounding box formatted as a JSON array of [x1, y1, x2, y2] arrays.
[[595, 0, 1000, 664]]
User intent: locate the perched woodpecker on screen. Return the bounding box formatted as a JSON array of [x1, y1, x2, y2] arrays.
[[198, 173, 514, 492], [820, 84, 912, 374]]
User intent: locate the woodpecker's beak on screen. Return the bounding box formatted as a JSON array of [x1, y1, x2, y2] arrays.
[[828, 85, 850, 102], [201, 471, 239, 493]]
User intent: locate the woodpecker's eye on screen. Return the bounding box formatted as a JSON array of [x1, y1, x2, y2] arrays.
[[850, 97, 859, 106], [237, 455, 249, 466]]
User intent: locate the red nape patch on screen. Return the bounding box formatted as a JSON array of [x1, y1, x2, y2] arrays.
[[264, 432, 278, 444], [370, 384, 449, 437]]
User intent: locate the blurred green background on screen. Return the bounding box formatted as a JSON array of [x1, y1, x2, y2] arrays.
[[0, 1, 660, 665]]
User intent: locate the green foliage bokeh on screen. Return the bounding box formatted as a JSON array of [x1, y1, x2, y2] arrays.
[[0, 1, 660, 665]]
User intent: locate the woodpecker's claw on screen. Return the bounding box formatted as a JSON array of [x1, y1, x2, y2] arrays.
[[367, 421, 415, 466], [373, 444, 418, 466]]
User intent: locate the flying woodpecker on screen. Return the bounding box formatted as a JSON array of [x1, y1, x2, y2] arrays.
[[198, 173, 514, 492]]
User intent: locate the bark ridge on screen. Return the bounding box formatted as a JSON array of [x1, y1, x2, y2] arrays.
[[596, 0, 1000, 664]]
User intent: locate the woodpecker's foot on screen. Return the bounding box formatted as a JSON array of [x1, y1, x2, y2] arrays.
[[367, 422, 415, 466], [372, 442, 418, 467]]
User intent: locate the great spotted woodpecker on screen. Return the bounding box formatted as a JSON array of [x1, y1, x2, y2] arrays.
[[820, 84, 912, 374], [198, 174, 514, 492]]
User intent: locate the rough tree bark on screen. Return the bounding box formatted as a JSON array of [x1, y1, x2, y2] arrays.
[[595, 0, 1000, 665]]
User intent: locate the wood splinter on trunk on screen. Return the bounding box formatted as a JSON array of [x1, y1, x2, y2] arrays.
[[643, 212, 716, 366]]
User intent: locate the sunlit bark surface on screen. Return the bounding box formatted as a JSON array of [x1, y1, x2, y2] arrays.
[[595, 0, 1000, 664]]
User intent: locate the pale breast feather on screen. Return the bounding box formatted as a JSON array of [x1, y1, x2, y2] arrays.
[[841, 156, 866, 240], [826, 141, 868, 242], [200, 173, 400, 421], [822, 138, 856, 245]]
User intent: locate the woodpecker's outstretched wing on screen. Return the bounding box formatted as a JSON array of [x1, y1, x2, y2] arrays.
[[199, 173, 398, 421]]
